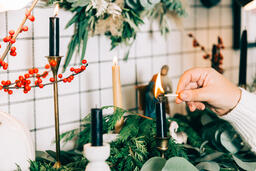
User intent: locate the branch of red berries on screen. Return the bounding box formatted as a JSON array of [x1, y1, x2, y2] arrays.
[[188, 33, 225, 74], [0, 0, 38, 61], [0, 59, 88, 95]]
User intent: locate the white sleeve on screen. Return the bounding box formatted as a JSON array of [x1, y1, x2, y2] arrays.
[[221, 88, 256, 152]]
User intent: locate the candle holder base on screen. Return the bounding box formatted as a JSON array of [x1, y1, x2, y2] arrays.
[[155, 136, 170, 158], [84, 143, 110, 171], [53, 161, 61, 169]]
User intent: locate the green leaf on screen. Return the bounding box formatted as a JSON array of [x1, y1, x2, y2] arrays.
[[196, 161, 220, 171], [233, 155, 256, 171], [81, 29, 89, 62], [141, 157, 166, 171], [162, 157, 198, 171]]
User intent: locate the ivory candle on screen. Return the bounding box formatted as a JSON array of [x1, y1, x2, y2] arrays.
[[112, 57, 124, 133]]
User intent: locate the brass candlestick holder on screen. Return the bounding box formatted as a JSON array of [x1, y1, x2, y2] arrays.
[[46, 56, 63, 168], [155, 136, 170, 158]]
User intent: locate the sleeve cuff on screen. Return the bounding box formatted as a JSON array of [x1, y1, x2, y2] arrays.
[[221, 88, 256, 152]]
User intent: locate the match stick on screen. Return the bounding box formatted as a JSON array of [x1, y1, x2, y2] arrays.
[[164, 93, 178, 97]]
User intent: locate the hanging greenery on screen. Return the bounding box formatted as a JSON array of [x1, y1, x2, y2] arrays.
[[28, 106, 256, 170], [48, 0, 186, 70]]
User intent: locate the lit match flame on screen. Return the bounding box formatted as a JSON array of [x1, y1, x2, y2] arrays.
[[53, 4, 59, 17], [113, 56, 118, 65], [154, 72, 164, 98]]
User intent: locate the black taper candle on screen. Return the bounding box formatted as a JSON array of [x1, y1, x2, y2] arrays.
[[49, 17, 59, 56], [91, 108, 103, 146], [156, 95, 168, 138], [239, 30, 248, 87]]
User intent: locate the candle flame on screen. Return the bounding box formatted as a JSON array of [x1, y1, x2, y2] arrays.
[[113, 56, 118, 65], [154, 72, 164, 98], [53, 4, 59, 17]]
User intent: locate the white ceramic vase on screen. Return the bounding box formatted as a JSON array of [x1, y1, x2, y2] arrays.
[[84, 143, 110, 171]]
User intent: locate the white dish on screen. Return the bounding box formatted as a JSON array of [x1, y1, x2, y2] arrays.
[[0, 111, 35, 171]]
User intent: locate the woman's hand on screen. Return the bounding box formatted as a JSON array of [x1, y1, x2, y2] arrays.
[[176, 68, 241, 116]]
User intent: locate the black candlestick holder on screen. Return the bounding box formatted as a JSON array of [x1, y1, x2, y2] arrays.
[[46, 55, 63, 168]]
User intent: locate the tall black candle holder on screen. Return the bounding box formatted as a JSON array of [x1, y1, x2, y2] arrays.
[[46, 55, 63, 168]]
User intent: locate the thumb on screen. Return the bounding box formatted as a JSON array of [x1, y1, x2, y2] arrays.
[[179, 88, 209, 102]]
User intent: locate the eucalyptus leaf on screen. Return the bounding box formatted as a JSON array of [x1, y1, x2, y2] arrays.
[[196, 161, 220, 171], [140, 157, 166, 171], [233, 155, 256, 171], [220, 131, 239, 154], [162, 157, 198, 171], [198, 152, 224, 162]]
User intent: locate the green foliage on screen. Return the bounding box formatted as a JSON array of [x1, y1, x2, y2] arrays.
[[48, 0, 186, 69], [28, 106, 256, 170]]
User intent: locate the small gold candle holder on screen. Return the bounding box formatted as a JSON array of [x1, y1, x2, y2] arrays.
[[46, 56, 63, 168], [155, 136, 170, 158]]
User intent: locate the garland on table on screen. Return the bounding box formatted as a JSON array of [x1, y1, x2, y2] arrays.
[[48, 0, 186, 70], [28, 106, 256, 171]]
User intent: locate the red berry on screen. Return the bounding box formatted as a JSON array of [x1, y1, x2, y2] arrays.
[[50, 77, 55, 82], [10, 46, 16, 52], [70, 75, 74, 80], [28, 15, 35, 22], [3, 37, 9, 42], [45, 64, 50, 69], [3, 63, 8, 70], [50, 60, 57, 67], [9, 30, 15, 36], [25, 85, 31, 91], [4, 89, 8, 92], [23, 90, 28, 94], [19, 76, 24, 81], [22, 26, 28, 32], [67, 77, 71, 83], [38, 84, 44, 88], [29, 69, 34, 74], [1, 81, 6, 85], [82, 59, 87, 64], [63, 78, 67, 83], [42, 71, 48, 78], [0, 44, 1, 48], [10, 38, 16, 44], [24, 73, 30, 79], [10, 51, 17, 56], [33, 68, 39, 74], [26, 80, 31, 84], [37, 79, 42, 83], [70, 67, 74, 72], [81, 65, 86, 70], [58, 74, 62, 78], [16, 82, 22, 87], [6, 80, 11, 85], [0, 85, 2, 90], [8, 90, 13, 95]]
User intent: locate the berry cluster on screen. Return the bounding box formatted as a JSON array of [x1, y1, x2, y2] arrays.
[[0, 4, 89, 95], [1, 60, 88, 95], [188, 33, 224, 74], [0, 11, 35, 56]]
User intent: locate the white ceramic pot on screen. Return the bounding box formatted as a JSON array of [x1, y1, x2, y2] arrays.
[[0, 111, 35, 171], [84, 143, 110, 171]]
